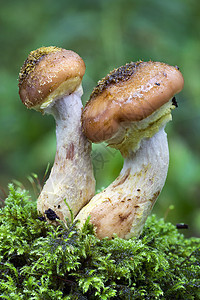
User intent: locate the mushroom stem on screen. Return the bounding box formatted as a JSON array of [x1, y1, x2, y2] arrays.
[[37, 85, 95, 221], [75, 126, 169, 239]]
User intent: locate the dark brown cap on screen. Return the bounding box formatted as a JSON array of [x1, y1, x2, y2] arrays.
[[82, 61, 184, 143], [18, 46, 85, 110]]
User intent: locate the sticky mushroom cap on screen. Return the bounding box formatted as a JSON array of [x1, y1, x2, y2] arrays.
[[82, 61, 184, 143], [18, 46, 86, 110]]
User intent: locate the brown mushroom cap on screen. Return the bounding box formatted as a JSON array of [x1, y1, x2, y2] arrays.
[[18, 46, 86, 110], [82, 61, 184, 143]]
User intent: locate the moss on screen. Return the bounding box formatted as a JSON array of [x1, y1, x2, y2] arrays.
[[0, 184, 199, 299]]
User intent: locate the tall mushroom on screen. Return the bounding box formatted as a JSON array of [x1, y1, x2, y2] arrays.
[[75, 61, 184, 239], [18, 46, 95, 221]]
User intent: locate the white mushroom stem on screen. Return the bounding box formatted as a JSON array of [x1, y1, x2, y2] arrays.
[[37, 85, 95, 221], [75, 127, 169, 239]]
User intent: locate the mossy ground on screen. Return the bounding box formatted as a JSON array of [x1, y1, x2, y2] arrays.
[[0, 184, 199, 299]]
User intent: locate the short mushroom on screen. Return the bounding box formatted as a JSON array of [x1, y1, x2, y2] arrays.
[[18, 46, 95, 222], [75, 61, 184, 239]]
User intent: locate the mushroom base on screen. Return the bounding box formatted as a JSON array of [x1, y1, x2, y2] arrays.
[[75, 127, 169, 239]]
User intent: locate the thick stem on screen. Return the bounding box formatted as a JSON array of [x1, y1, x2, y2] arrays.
[[37, 86, 95, 221], [75, 127, 169, 239]]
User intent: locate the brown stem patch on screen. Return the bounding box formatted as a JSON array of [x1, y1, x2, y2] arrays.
[[66, 142, 75, 160]]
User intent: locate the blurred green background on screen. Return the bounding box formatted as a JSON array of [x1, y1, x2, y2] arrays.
[[0, 0, 199, 236]]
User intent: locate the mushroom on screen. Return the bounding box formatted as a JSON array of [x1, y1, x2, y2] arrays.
[[18, 46, 95, 222], [75, 61, 184, 239]]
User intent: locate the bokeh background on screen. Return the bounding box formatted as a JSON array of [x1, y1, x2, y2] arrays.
[[0, 0, 199, 237]]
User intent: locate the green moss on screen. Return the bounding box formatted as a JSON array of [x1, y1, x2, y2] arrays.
[[0, 185, 199, 299]]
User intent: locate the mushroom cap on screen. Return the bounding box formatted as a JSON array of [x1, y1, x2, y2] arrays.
[[82, 61, 184, 143], [18, 46, 85, 110]]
